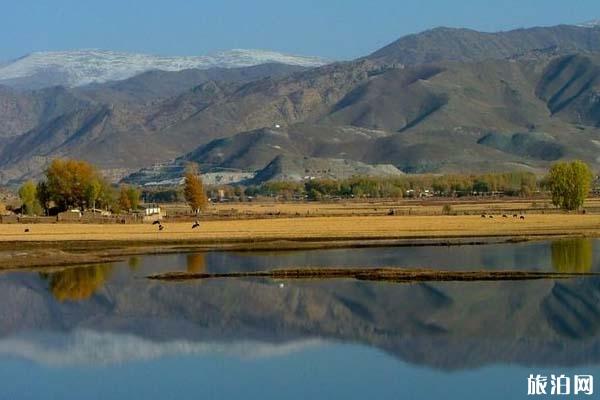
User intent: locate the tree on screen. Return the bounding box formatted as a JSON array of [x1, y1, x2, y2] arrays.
[[84, 179, 102, 210], [45, 159, 106, 211], [183, 164, 208, 214], [126, 186, 140, 210], [118, 186, 132, 212], [18, 180, 41, 215], [36, 180, 51, 215], [547, 160, 593, 211]]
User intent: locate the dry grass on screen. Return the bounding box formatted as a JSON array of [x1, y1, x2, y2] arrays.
[[3, 214, 600, 243], [163, 198, 600, 219]]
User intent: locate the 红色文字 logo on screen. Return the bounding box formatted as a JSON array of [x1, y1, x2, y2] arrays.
[[527, 374, 593, 396]]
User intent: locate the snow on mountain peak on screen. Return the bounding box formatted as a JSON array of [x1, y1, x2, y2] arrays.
[[0, 49, 330, 89], [577, 19, 600, 28]]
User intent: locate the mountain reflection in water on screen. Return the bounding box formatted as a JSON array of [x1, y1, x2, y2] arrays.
[[1, 239, 600, 373]]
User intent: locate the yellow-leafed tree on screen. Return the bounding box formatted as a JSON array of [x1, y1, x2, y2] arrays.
[[184, 163, 208, 214]]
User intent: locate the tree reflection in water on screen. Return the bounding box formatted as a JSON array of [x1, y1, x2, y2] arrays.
[[41, 264, 114, 302], [127, 256, 141, 271], [186, 253, 206, 273], [551, 238, 593, 273]]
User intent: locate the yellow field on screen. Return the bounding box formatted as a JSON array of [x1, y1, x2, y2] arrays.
[[2, 214, 600, 243], [163, 198, 600, 218]]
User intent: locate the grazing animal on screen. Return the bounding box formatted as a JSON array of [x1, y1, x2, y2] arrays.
[[389, 209, 396, 216], [192, 221, 200, 229], [502, 214, 508, 218], [24, 228, 29, 233], [520, 215, 525, 220], [481, 214, 486, 218], [488, 215, 494, 219], [152, 220, 160, 225], [158, 224, 165, 231], [513, 214, 518, 218]]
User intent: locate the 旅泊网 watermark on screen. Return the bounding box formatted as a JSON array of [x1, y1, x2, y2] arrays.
[[528, 374, 593, 396]]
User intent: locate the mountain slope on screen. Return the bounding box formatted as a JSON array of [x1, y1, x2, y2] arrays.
[[75, 63, 308, 104], [0, 85, 90, 138], [367, 24, 600, 65]]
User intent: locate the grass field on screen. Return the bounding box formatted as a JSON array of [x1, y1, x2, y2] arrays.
[[165, 197, 600, 219], [2, 214, 600, 243]]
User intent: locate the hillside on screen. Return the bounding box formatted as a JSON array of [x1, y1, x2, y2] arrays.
[[367, 24, 600, 65], [3, 23, 600, 185], [125, 53, 600, 184]]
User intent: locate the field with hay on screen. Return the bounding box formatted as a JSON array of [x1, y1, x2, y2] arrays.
[[2, 214, 600, 244]]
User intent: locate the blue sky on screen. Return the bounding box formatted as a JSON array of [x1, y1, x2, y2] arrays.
[[1, 0, 600, 61]]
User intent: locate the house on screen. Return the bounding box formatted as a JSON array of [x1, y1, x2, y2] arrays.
[[141, 205, 163, 222]]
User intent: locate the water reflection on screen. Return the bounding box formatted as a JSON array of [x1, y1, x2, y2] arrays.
[[127, 256, 141, 270], [186, 253, 206, 273], [3, 241, 600, 399], [40, 264, 113, 302], [551, 238, 593, 273], [4, 240, 600, 371]]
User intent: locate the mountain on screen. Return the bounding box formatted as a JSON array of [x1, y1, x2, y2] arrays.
[[0, 85, 90, 138], [367, 24, 600, 65], [0, 49, 330, 89], [578, 20, 600, 28], [4, 23, 600, 185], [124, 52, 600, 184], [74, 63, 309, 104]]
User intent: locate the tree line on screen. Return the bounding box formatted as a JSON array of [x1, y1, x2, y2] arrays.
[[244, 171, 540, 200], [17, 159, 209, 216], [18, 159, 142, 215], [16, 158, 595, 215]]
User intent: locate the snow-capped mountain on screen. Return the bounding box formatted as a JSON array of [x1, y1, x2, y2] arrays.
[[577, 19, 600, 28], [0, 49, 330, 89]]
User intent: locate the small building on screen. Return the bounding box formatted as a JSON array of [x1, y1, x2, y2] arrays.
[[58, 209, 82, 221], [141, 205, 163, 223]]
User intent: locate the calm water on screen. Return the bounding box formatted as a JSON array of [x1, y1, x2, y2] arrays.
[[1, 239, 600, 399]]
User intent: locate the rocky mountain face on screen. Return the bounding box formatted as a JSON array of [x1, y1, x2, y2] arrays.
[[2, 23, 600, 185]]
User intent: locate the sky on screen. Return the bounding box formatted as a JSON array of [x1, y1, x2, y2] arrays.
[[1, 0, 600, 61]]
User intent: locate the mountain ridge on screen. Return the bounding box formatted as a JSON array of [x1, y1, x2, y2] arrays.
[[0, 49, 330, 89]]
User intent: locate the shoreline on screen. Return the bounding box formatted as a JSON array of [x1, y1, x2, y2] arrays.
[[1, 214, 599, 269]]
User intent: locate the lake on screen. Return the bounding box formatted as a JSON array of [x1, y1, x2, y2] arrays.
[[1, 238, 600, 399]]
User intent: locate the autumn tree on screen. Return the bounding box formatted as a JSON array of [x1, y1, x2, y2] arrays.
[[183, 164, 208, 214], [45, 159, 108, 211], [18, 180, 41, 215], [547, 160, 593, 211], [118, 186, 132, 212]]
